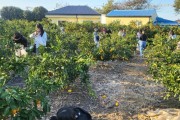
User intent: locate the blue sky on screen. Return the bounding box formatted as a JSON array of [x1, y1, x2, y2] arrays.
[[0, 0, 179, 21]]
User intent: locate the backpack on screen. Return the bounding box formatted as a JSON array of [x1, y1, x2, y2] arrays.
[[49, 106, 92, 120], [73, 107, 92, 120]]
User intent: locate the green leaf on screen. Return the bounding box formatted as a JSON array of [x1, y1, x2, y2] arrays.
[[1, 92, 8, 98], [3, 106, 10, 116]]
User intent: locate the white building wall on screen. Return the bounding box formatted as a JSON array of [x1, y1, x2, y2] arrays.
[[101, 14, 106, 24]]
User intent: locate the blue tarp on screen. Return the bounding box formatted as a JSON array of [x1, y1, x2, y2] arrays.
[[154, 17, 178, 26]]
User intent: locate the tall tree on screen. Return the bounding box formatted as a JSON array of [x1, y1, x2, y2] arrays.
[[174, 0, 180, 13], [0, 6, 23, 20], [32, 6, 48, 21], [115, 0, 150, 10], [95, 0, 154, 13], [101, 0, 116, 14], [23, 10, 34, 21]]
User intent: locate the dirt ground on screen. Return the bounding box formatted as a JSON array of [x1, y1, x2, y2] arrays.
[[42, 56, 180, 120]]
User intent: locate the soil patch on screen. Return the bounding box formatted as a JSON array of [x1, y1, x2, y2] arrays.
[[41, 56, 180, 120]]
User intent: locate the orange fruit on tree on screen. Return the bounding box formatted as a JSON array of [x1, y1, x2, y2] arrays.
[[11, 108, 19, 116], [36, 100, 41, 108]]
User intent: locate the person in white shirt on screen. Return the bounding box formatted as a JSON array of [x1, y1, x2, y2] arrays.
[[136, 30, 142, 41], [118, 29, 126, 37], [29, 23, 47, 54], [93, 28, 100, 47], [169, 30, 176, 40], [136, 30, 142, 51]]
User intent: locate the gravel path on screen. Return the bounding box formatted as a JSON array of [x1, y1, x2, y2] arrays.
[[42, 56, 180, 120]]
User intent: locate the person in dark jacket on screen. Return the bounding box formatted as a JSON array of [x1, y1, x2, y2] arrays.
[[139, 30, 147, 57], [13, 32, 28, 48], [106, 28, 112, 38], [13, 32, 28, 56], [50, 106, 92, 120]]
